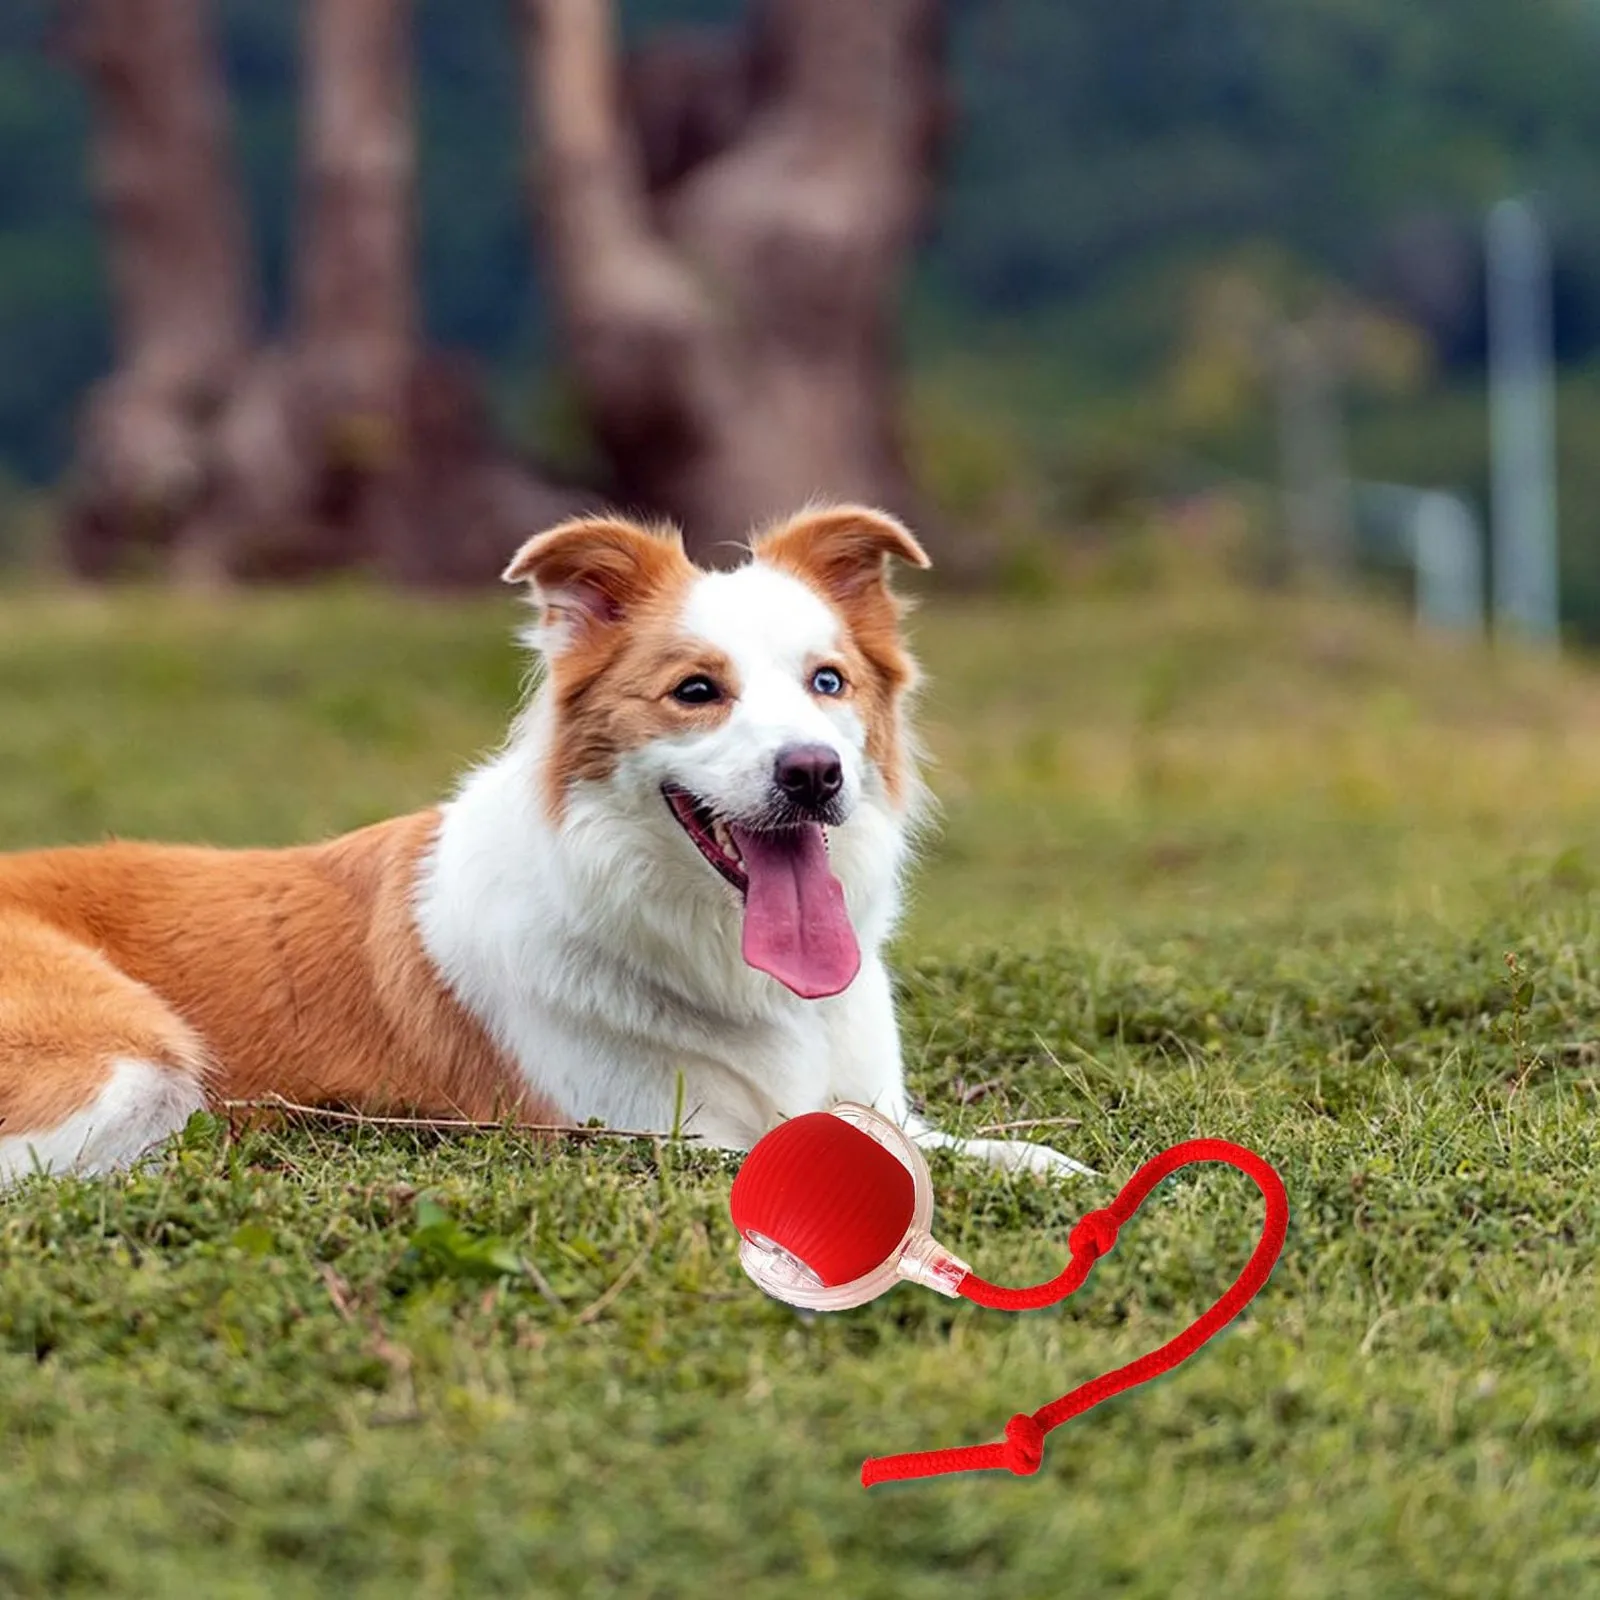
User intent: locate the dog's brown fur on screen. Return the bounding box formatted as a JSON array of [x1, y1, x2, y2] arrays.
[[0, 812, 553, 1140], [0, 504, 925, 1158]]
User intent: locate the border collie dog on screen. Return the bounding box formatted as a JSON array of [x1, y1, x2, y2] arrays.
[[0, 505, 1088, 1186]]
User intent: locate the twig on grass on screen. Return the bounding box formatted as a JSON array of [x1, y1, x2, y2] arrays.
[[972, 1115, 1084, 1135], [572, 1215, 661, 1327], [318, 1263, 359, 1324], [221, 1094, 699, 1144], [316, 1262, 420, 1422], [955, 1077, 1005, 1105], [519, 1255, 568, 1312]]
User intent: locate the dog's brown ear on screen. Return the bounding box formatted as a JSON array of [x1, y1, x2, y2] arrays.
[[503, 514, 690, 645], [754, 504, 931, 605]]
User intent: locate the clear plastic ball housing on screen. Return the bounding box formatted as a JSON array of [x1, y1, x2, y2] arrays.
[[736, 1103, 971, 1311]]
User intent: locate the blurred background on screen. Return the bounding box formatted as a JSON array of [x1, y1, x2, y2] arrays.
[[4, 0, 1600, 951], [0, 0, 1598, 622]]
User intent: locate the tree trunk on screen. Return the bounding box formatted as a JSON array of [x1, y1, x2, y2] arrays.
[[59, 0, 255, 576], [64, 0, 602, 587], [520, 0, 954, 569], [190, 0, 588, 587], [289, 0, 419, 570], [382, 351, 591, 588], [184, 0, 418, 582]]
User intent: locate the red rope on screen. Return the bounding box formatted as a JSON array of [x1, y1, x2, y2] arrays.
[[860, 1138, 1289, 1487]]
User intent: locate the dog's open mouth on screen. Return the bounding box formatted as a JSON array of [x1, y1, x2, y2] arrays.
[[663, 786, 749, 893], [662, 784, 861, 1001]]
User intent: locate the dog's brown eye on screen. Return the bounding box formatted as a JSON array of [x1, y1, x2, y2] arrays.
[[671, 675, 722, 706]]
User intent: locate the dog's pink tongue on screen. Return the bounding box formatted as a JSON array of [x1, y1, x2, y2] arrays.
[[732, 824, 861, 999]]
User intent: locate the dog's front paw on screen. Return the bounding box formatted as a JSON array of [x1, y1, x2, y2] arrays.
[[963, 1136, 1098, 1180]]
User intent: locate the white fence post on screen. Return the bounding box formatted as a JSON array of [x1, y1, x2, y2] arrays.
[[1486, 197, 1560, 646]]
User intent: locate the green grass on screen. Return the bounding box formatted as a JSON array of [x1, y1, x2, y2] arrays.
[[1, 577, 1598, 1597]]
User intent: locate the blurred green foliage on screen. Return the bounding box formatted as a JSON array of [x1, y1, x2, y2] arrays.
[[7, 0, 1600, 616]]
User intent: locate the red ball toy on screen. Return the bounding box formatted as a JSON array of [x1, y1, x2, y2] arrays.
[[726, 1103, 1290, 1490], [729, 1110, 916, 1287]]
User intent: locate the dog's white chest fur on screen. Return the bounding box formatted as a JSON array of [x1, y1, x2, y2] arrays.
[[415, 737, 911, 1148], [417, 507, 1090, 1177]]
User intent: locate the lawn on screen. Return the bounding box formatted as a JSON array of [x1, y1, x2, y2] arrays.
[[0, 576, 1597, 1597]]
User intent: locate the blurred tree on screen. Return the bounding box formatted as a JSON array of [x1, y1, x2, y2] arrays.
[[11, 0, 1600, 501], [520, 0, 957, 567], [57, 0, 583, 585], [14, 0, 1600, 604], [169, 0, 418, 583], [54, 0, 256, 577]]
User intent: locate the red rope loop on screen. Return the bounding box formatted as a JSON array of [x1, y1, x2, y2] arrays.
[[859, 1138, 1288, 1489]]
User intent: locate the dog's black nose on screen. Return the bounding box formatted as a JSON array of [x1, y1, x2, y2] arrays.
[[774, 744, 843, 813]]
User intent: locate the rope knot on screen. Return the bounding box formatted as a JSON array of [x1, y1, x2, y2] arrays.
[[1002, 1412, 1045, 1475], [1069, 1207, 1120, 1264]]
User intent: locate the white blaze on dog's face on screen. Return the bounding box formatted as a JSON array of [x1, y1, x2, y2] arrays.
[[503, 505, 929, 1001]]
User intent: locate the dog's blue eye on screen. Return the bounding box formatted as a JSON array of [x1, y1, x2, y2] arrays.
[[810, 667, 846, 697], [671, 675, 722, 706]]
